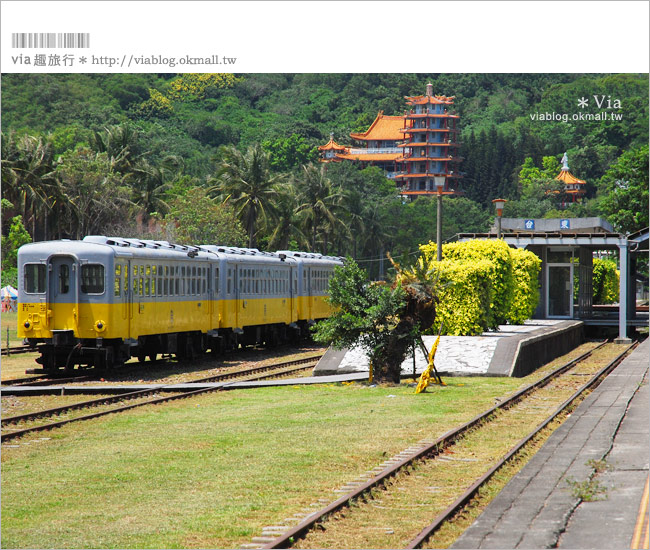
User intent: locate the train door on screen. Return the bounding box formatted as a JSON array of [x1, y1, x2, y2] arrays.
[[290, 266, 296, 324], [234, 263, 241, 329], [306, 266, 313, 320], [47, 255, 77, 332], [122, 259, 132, 339]]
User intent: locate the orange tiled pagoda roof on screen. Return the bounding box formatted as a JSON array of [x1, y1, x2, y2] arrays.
[[318, 136, 348, 152], [555, 169, 586, 185], [405, 94, 455, 106], [350, 111, 405, 141]]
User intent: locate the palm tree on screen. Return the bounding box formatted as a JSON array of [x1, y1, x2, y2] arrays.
[[265, 182, 308, 250], [124, 156, 179, 225], [1, 132, 58, 240], [294, 163, 344, 254], [212, 143, 281, 248], [92, 123, 143, 174]]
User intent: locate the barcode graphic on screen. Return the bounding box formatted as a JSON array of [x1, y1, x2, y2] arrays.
[[11, 33, 90, 48]]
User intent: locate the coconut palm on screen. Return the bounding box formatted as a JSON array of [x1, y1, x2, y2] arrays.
[[212, 143, 282, 248], [124, 156, 180, 225], [294, 163, 344, 254], [265, 182, 308, 250], [1, 132, 58, 240]]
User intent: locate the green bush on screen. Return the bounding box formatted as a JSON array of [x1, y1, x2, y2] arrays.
[[418, 239, 541, 334], [507, 248, 542, 324], [440, 239, 514, 325], [430, 259, 495, 335], [593, 258, 619, 304]]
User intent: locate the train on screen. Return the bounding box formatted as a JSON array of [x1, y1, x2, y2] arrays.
[[16, 236, 343, 371]]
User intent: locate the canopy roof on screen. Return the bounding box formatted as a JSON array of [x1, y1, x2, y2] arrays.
[[350, 112, 405, 141], [556, 169, 586, 185], [318, 136, 348, 152]]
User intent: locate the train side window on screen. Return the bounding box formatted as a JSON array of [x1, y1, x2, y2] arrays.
[[215, 267, 220, 294], [81, 264, 105, 294], [204, 267, 208, 295], [114, 265, 121, 297], [57, 264, 70, 294], [227, 269, 232, 295], [24, 263, 46, 294], [157, 265, 163, 297], [133, 266, 138, 295], [163, 266, 169, 296]]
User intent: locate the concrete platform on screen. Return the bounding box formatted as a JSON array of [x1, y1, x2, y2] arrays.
[[314, 320, 584, 378], [452, 338, 649, 549]]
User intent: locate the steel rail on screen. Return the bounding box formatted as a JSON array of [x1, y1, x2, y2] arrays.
[[405, 340, 638, 549], [1, 359, 319, 441], [259, 340, 611, 549]]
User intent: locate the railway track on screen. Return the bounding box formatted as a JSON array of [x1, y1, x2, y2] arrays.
[[1, 345, 38, 356], [248, 341, 637, 550], [1, 354, 322, 442]]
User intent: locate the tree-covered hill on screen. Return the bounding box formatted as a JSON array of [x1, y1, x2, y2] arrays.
[[1, 72, 648, 281]]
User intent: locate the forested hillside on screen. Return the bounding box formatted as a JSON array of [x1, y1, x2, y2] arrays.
[[2, 73, 648, 281]]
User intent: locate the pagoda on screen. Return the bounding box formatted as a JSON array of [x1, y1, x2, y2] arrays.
[[555, 153, 586, 204], [318, 134, 348, 162], [393, 83, 462, 197]]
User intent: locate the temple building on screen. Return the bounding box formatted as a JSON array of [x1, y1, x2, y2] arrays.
[[318, 84, 462, 197], [555, 152, 587, 204], [318, 112, 405, 179], [394, 83, 462, 197]]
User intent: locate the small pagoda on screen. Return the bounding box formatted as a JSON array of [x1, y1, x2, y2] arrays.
[[555, 153, 586, 203], [393, 83, 462, 197], [318, 134, 348, 162]]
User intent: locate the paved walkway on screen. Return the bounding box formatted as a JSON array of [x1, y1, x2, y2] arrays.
[[452, 338, 649, 549], [314, 320, 582, 377]]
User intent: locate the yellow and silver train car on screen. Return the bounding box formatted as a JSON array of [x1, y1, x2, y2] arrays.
[[17, 236, 343, 371]]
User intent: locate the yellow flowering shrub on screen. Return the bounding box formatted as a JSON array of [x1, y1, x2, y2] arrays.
[[417, 239, 541, 334], [167, 74, 240, 101], [507, 247, 541, 324], [430, 258, 496, 335]]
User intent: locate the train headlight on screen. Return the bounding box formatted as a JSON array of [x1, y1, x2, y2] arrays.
[[23, 320, 31, 330], [94, 320, 106, 333]]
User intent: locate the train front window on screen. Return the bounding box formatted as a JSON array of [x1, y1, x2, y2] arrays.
[[24, 263, 46, 294], [81, 264, 105, 294], [59, 264, 70, 294]]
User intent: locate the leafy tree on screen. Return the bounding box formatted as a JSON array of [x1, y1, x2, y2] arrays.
[[136, 89, 174, 119], [162, 187, 246, 246], [261, 134, 318, 172], [167, 74, 240, 101], [313, 258, 437, 384], [1, 215, 31, 287], [599, 145, 649, 232]]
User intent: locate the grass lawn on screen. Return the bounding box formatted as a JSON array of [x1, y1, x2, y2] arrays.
[[1, 311, 18, 346], [1, 376, 524, 549]]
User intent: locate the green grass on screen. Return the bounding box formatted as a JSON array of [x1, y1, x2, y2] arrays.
[[1, 311, 18, 346], [1, 378, 522, 549]]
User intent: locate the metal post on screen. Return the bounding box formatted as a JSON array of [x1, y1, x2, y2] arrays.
[[497, 215, 502, 239], [436, 191, 442, 261], [616, 240, 631, 343]]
